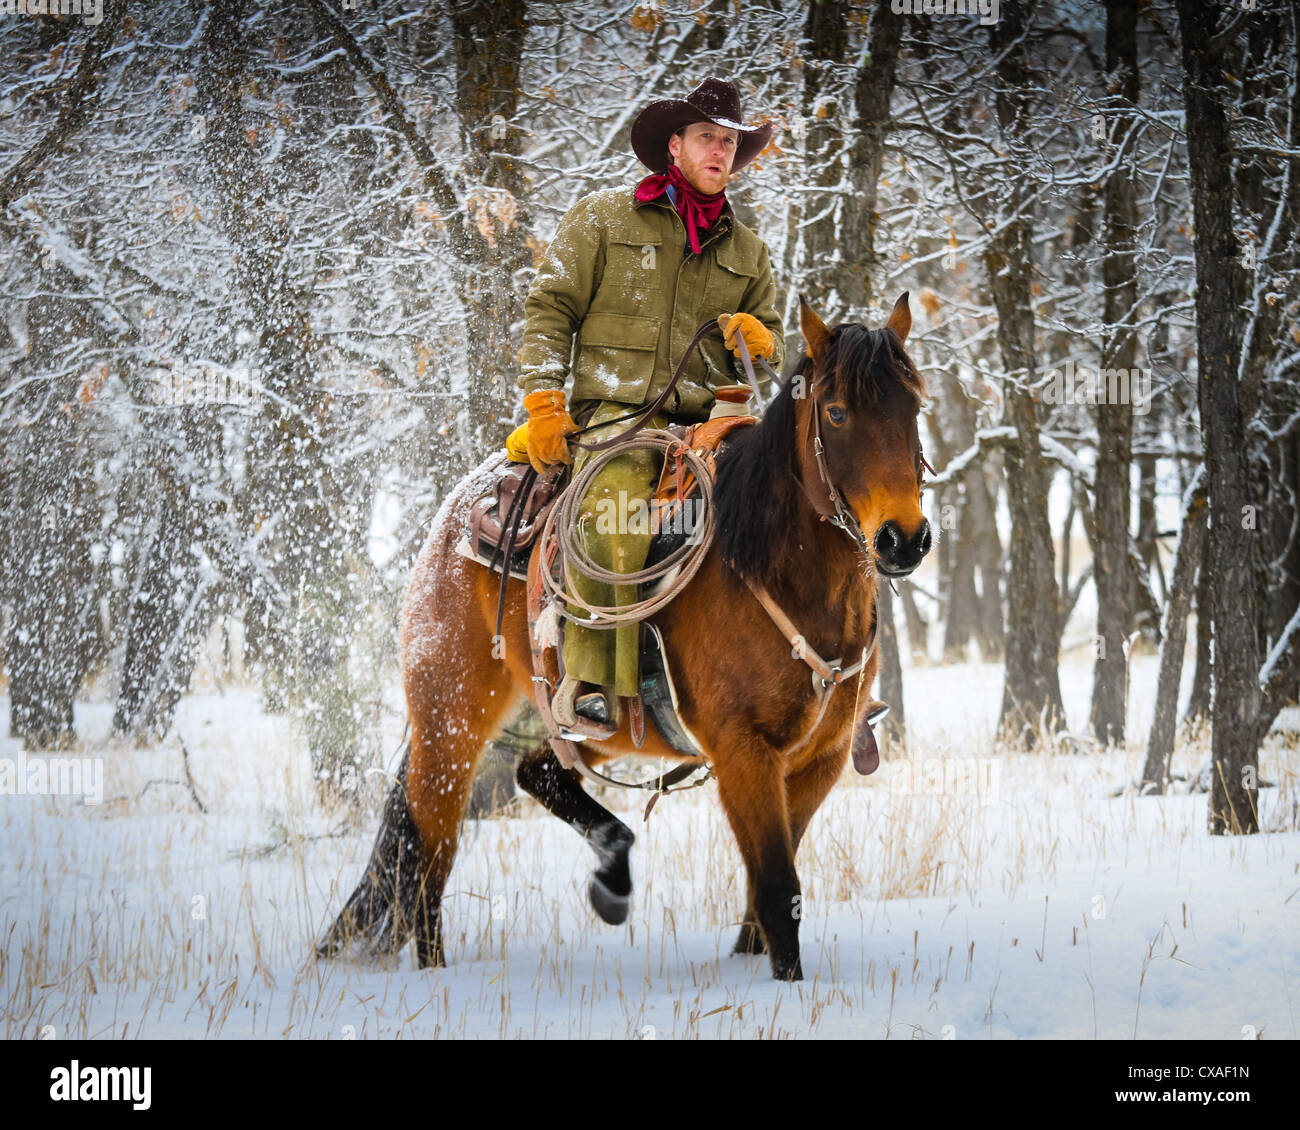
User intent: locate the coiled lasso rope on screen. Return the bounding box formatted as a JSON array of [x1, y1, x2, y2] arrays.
[[539, 429, 717, 629]]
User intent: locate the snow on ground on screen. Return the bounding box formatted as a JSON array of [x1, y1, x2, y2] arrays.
[[2, 655, 1298, 1039]]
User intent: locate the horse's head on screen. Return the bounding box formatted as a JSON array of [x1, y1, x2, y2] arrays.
[[794, 294, 931, 577]]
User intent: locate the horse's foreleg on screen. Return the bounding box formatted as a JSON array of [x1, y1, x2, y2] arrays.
[[731, 751, 846, 962], [734, 741, 836, 956], [786, 749, 846, 855], [515, 746, 636, 926], [715, 758, 802, 981]]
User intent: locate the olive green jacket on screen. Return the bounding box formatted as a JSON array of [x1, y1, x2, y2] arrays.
[[517, 184, 785, 420]]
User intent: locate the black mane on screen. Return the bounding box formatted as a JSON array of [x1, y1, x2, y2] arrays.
[[712, 322, 925, 590]]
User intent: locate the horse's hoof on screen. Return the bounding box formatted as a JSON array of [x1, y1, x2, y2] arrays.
[[589, 874, 630, 925], [732, 923, 767, 955], [772, 958, 803, 982]]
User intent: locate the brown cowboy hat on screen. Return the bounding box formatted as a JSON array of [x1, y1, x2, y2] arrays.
[[631, 78, 774, 174]]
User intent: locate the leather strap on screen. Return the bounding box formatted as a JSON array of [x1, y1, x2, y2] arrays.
[[570, 319, 725, 452], [805, 375, 869, 552], [742, 575, 867, 688], [492, 462, 538, 640], [742, 574, 880, 759]]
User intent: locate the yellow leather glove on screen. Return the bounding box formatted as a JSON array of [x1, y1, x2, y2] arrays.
[[505, 422, 531, 463], [505, 388, 578, 473], [717, 312, 775, 361]]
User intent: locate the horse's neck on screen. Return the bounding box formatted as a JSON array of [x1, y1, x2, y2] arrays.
[[767, 502, 877, 656]]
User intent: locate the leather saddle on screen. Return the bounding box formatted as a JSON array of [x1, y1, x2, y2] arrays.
[[465, 459, 567, 581]]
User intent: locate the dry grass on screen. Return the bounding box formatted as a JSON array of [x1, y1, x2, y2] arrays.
[[2, 691, 1298, 1039]]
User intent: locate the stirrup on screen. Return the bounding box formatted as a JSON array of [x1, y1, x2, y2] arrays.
[[553, 675, 619, 740], [552, 674, 583, 727]]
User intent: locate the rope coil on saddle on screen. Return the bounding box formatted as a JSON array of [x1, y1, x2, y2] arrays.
[[540, 431, 716, 627]]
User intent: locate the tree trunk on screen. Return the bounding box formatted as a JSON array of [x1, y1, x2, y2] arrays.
[[112, 439, 220, 741], [451, 0, 532, 459], [799, 0, 850, 311], [1176, 0, 1260, 833], [199, 1, 364, 801], [1141, 471, 1207, 791], [1090, 0, 1140, 746], [986, 5, 1064, 744], [972, 456, 1006, 661], [942, 520, 979, 662], [839, 0, 903, 317], [876, 582, 906, 742], [3, 262, 103, 749], [1186, 532, 1213, 722], [6, 414, 96, 749], [899, 582, 928, 663], [1136, 454, 1162, 599]]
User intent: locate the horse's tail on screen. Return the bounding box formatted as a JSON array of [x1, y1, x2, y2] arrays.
[[315, 735, 423, 960]]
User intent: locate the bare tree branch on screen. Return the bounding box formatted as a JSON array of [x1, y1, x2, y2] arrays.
[[0, 0, 128, 209]]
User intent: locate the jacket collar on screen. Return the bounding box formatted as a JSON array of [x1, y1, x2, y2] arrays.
[[632, 184, 734, 248]]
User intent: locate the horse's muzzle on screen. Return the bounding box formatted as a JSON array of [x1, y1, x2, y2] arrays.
[[874, 518, 932, 576]]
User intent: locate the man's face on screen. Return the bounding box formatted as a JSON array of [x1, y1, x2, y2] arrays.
[[668, 121, 739, 195]]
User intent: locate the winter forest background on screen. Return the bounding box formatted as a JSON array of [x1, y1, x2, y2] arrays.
[[3, 0, 1299, 834], [4, 0, 1300, 1043]]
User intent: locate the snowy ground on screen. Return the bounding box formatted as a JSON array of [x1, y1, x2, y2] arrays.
[[2, 653, 1298, 1039]]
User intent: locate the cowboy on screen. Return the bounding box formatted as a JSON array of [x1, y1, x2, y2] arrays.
[[506, 78, 785, 730]]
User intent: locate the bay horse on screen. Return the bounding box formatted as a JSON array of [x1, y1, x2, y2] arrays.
[[317, 295, 931, 981]]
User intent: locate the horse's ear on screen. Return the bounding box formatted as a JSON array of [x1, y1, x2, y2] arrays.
[[799, 293, 832, 362], [884, 292, 912, 343]]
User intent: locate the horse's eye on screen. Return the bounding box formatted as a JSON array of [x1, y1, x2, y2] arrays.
[[826, 405, 847, 425]]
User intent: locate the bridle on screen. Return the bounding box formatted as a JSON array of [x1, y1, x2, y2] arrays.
[[793, 347, 932, 558], [803, 370, 870, 555]]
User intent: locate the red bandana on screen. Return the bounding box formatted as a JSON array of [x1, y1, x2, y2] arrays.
[[634, 164, 728, 255]]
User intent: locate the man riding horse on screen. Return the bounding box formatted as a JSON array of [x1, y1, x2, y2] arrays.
[[505, 78, 785, 730], [318, 82, 923, 977]]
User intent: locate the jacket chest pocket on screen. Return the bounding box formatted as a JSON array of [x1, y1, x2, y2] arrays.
[[601, 237, 664, 293], [573, 311, 662, 406], [706, 254, 758, 318]]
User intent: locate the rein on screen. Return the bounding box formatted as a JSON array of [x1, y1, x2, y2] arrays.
[[568, 317, 774, 450], [569, 320, 717, 450]]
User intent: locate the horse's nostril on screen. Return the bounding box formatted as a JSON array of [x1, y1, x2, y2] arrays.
[[874, 521, 901, 557], [918, 521, 932, 556]]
